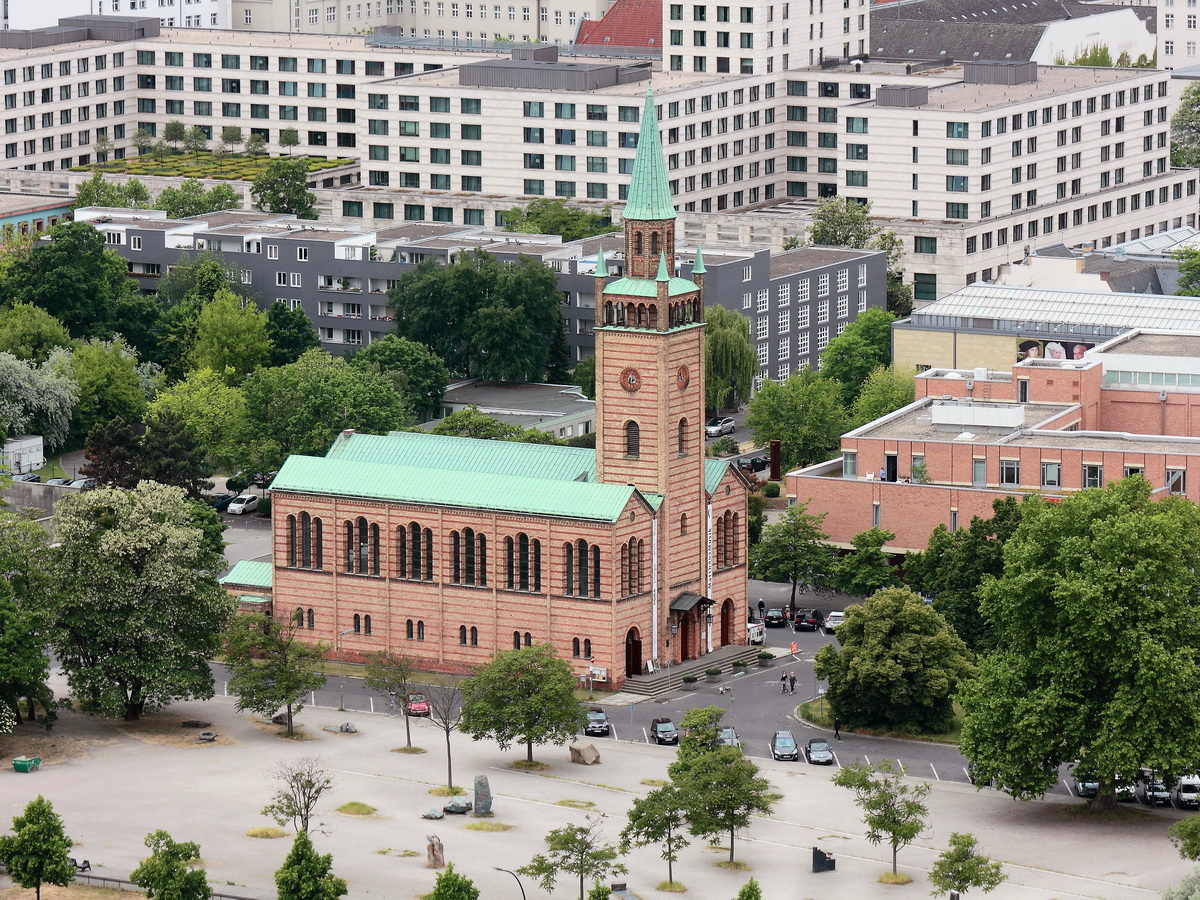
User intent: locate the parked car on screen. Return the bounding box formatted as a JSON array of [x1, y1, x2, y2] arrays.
[[764, 607, 787, 627], [793, 609, 823, 631], [44, 477, 72, 486], [68, 478, 96, 489], [825, 611, 845, 631], [584, 708, 611, 736], [227, 494, 259, 515], [1177, 774, 1200, 808], [1073, 777, 1099, 798], [404, 692, 430, 717], [1145, 779, 1171, 806], [770, 730, 799, 761], [737, 455, 768, 473], [9, 473, 40, 483], [651, 717, 679, 745], [805, 738, 835, 765], [1115, 777, 1136, 802], [704, 416, 735, 438], [206, 493, 237, 511], [718, 726, 741, 748]]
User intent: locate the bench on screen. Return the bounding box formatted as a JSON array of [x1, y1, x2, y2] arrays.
[[69, 858, 91, 873], [11, 756, 40, 773]]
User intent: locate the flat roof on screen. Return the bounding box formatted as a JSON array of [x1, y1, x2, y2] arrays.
[[769, 246, 878, 277], [853, 398, 1076, 443], [442, 380, 593, 416], [0, 194, 71, 216], [1100, 333, 1200, 358], [1006, 430, 1200, 455]]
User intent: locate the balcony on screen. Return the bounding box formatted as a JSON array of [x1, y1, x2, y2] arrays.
[[318, 276, 363, 292]]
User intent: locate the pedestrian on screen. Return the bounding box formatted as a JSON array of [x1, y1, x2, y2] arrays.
[[834, 716, 842, 740], [780, 673, 787, 694], [789, 672, 797, 694]]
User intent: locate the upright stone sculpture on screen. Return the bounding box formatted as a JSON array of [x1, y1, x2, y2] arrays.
[[426, 834, 444, 869], [472, 775, 493, 816]]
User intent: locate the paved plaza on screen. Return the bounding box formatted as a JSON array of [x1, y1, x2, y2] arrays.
[[0, 680, 1192, 900]]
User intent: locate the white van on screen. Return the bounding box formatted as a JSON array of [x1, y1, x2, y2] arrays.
[[747, 622, 765, 645], [1178, 774, 1200, 809]]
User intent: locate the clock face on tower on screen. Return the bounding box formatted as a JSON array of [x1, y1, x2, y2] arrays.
[[619, 367, 643, 392], [677, 365, 690, 389]]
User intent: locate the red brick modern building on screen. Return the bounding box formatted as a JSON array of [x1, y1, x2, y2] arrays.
[[221, 91, 749, 689], [788, 330, 1200, 554]]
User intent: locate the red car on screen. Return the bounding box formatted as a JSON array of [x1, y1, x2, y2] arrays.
[[404, 692, 430, 717]]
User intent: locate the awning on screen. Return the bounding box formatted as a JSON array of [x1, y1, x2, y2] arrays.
[[670, 592, 711, 613]]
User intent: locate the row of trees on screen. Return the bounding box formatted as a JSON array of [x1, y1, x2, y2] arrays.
[[75, 171, 240, 221]]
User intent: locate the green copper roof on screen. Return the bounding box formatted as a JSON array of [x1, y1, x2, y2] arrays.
[[622, 89, 676, 222], [272, 454, 645, 522], [656, 252, 670, 281], [595, 249, 608, 278], [220, 559, 274, 589], [705, 458, 732, 495], [602, 275, 699, 298], [692, 245, 706, 275]]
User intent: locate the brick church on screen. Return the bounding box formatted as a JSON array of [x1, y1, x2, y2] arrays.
[[222, 90, 750, 689]]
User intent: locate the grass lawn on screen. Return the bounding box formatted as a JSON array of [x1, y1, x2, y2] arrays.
[[799, 700, 964, 745], [72, 151, 354, 181]]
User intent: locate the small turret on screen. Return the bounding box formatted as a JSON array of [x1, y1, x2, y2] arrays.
[[692, 245, 706, 300]]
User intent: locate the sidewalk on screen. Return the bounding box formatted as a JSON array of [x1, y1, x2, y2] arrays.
[[0, 683, 1190, 900]]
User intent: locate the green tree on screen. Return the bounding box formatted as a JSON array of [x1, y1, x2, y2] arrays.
[[959, 478, 1200, 806], [388, 251, 566, 381], [223, 613, 327, 736], [620, 783, 690, 887], [745, 368, 848, 470], [928, 832, 1006, 897], [0, 351, 78, 450], [431, 406, 523, 440], [262, 756, 336, 833], [350, 334, 449, 416], [669, 746, 774, 863], [1175, 248, 1200, 297], [1165, 868, 1200, 900], [1174, 818, 1200, 861], [190, 287, 271, 385], [807, 198, 908, 314], [148, 368, 248, 471], [850, 366, 915, 428], [266, 301, 320, 367], [81, 415, 144, 489], [56, 337, 145, 446], [51, 482, 235, 720], [704, 305, 756, 412], [426, 681, 465, 790], [221, 125, 244, 153], [279, 127, 300, 155], [154, 250, 257, 309], [749, 502, 833, 613], [130, 831, 213, 900], [0, 511, 54, 725], [74, 172, 150, 210], [428, 863, 480, 900], [502, 198, 618, 241], [142, 408, 214, 499], [0, 302, 71, 363], [819, 308, 896, 406], [831, 527, 899, 597], [461, 643, 585, 762], [245, 134, 268, 157], [0, 796, 75, 900], [833, 760, 929, 875], [675, 705, 727, 765], [163, 120, 187, 150], [519, 818, 627, 900], [252, 158, 316, 219], [183, 126, 208, 156], [93, 133, 114, 161], [156, 178, 241, 219], [572, 355, 596, 399], [813, 587, 975, 733], [132, 128, 154, 154], [275, 832, 347, 900], [362, 650, 418, 747], [240, 349, 411, 466], [734, 879, 763, 900]]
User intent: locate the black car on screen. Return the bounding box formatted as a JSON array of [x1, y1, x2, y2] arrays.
[[584, 708, 611, 736], [770, 730, 799, 761], [793, 609, 823, 631], [651, 718, 679, 745], [737, 455, 769, 473], [9, 473, 40, 483], [764, 608, 787, 627]]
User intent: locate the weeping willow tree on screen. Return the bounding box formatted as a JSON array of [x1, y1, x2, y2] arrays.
[[704, 306, 756, 412]]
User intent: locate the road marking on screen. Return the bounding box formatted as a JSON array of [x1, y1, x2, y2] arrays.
[[962, 766, 971, 782], [864, 755, 871, 767], [832, 751, 841, 769], [610, 725, 618, 741], [930, 763, 940, 781], [1064, 779, 1075, 796], [642, 727, 649, 743]]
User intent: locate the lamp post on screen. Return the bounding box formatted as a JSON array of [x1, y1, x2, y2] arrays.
[[336, 627, 355, 710], [666, 620, 678, 692], [706, 609, 714, 653], [493, 867, 527, 900]]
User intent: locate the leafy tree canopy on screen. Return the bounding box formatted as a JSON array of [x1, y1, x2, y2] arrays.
[[1164, 867, 1200, 900], [851, 366, 915, 429], [156, 178, 241, 219], [275, 832, 347, 900], [819, 308, 896, 406], [704, 306, 756, 412], [519, 818, 627, 900], [959, 478, 1200, 805], [831, 526, 899, 597], [749, 501, 833, 611], [928, 832, 1006, 897], [461, 643, 585, 762], [224, 613, 327, 735], [266, 301, 320, 367], [147, 367, 249, 472], [53, 337, 145, 446], [832, 759, 929, 875], [502, 199, 618, 242], [1176, 248, 1200, 297], [0, 511, 54, 724], [1173, 82, 1200, 169], [620, 783, 690, 887], [0, 350, 78, 449], [668, 746, 774, 863], [745, 368, 847, 470], [190, 286, 271, 386], [130, 830, 213, 900], [350, 334, 450, 415], [428, 863, 480, 900], [251, 158, 316, 219], [74, 172, 151, 210], [571, 356, 596, 399], [814, 587, 975, 733], [0, 796, 74, 900], [0, 303, 71, 364]]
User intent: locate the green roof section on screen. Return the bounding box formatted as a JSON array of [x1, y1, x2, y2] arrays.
[[692, 245, 706, 275], [622, 88, 676, 222], [595, 248, 608, 278], [220, 559, 274, 589], [326, 430, 597, 483], [602, 276, 699, 298], [705, 458, 732, 495], [656, 252, 669, 282], [273, 454, 646, 522]]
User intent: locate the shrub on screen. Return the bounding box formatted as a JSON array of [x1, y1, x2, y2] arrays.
[[705, 667, 722, 677], [764, 482, 781, 498], [681, 674, 699, 684]]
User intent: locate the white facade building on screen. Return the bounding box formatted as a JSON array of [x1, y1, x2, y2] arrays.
[[7, 0, 232, 30]]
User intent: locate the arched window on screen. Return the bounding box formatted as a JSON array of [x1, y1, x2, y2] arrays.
[[591, 545, 600, 598], [370, 522, 380, 576], [313, 518, 323, 569], [287, 515, 297, 567], [406, 619, 414, 640], [363, 615, 371, 635], [651, 231, 659, 255], [343, 521, 355, 572], [584, 638, 592, 658], [716, 515, 725, 567], [518, 533, 530, 591], [397, 526, 408, 577], [576, 539, 588, 596], [532, 539, 542, 592], [464, 527, 476, 585], [505, 536, 515, 589], [459, 625, 467, 645], [636, 539, 645, 593], [573, 637, 581, 657], [524, 632, 532, 646], [732, 512, 740, 562], [513, 630, 521, 649], [451, 531, 461, 583], [423, 528, 434, 580], [564, 542, 574, 595], [417, 620, 425, 641], [470, 626, 478, 646], [634, 232, 643, 255], [353, 613, 361, 633], [680, 513, 688, 535], [478, 533, 487, 586], [620, 544, 629, 596], [356, 517, 370, 574], [301, 512, 312, 568], [625, 420, 640, 456], [678, 418, 688, 457], [295, 607, 304, 627], [306, 608, 314, 629]]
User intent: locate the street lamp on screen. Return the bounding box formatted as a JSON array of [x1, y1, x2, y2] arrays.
[[493, 867, 527, 900], [706, 609, 714, 653], [665, 620, 678, 692], [336, 627, 355, 710]]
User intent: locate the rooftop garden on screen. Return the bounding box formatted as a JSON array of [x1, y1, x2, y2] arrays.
[[72, 150, 354, 182]]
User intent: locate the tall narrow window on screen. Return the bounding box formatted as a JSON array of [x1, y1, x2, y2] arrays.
[[300, 513, 312, 568], [417, 620, 425, 641], [576, 539, 588, 596], [353, 613, 361, 633], [518, 533, 530, 590], [584, 638, 592, 657], [287, 515, 297, 566], [313, 519, 323, 569], [464, 527, 476, 584], [573, 637, 581, 657], [307, 608, 315, 629], [513, 630, 521, 649], [532, 539, 542, 592], [564, 542, 574, 594], [470, 626, 478, 646], [460, 625, 468, 644], [591, 545, 601, 598], [407, 619, 414, 639], [678, 418, 688, 456], [452, 531, 461, 583], [295, 608, 304, 627], [363, 615, 371, 635], [625, 421, 640, 456], [505, 536, 515, 589]]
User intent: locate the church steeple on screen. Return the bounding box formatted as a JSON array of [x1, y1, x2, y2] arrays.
[[621, 88, 677, 280]]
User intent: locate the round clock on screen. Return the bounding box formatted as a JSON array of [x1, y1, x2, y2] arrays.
[[620, 367, 643, 392], [677, 365, 690, 389]]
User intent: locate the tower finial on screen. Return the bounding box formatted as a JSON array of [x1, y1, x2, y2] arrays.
[[656, 251, 670, 282], [595, 248, 609, 278], [621, 86, 676, 223], [692, 245, 706, 276]]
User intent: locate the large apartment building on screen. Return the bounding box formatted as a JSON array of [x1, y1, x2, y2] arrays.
[[0, 13, 1194, 302]]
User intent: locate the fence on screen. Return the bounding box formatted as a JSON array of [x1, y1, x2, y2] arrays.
[[73, 872, 266, 900]]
